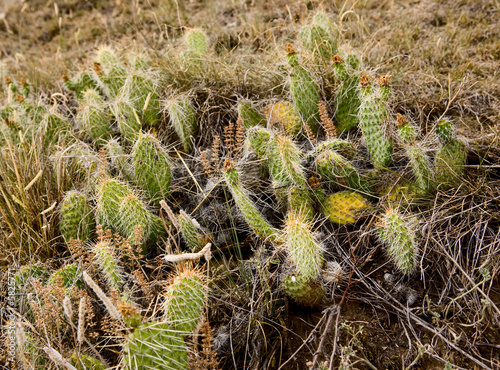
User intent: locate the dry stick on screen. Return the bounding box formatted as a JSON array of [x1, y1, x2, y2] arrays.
[[311, 306, 338, 368]]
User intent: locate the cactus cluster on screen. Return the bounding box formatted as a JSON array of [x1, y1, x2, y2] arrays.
[[1, 10, 480, 369]]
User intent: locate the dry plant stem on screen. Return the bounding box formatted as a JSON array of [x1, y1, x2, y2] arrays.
[[311, 306, 338, 368], [432, 234, 500, 318], [164, 243, 212, 262]]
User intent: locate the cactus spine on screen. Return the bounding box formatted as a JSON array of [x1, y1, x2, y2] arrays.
[[60, 191, 95, 242], [131, 133, 172, 202], [165, 94, 198, 152], [378, 209, 419, 275], [113, 97, 141, 143]]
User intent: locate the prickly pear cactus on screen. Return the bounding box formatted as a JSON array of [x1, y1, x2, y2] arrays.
[[48, 263, 84, 293], [165, 94, 198, 152], [282, 274, 325, 306], [287, 46, 320, 133], [96, 177, 130, 230], [284, 211, 324, 281], [263, 101, 302, 137], [59, 191, 95, 242], [332, 52, 362, 133], [358, 77, 393, 168], [131, 133, 172, 202], [238, 100, 265, 129], [223, 160, 281, 243], [163, 269, 206, 334], [434, 119, 467, 188], [123, 321, 188, 370], [93, 240, 124, 292], [76, 88, 112, 145], [378, 209, 419, 275], [314, 149, 368, 193], [322, 191, 370, 225], [118, 193, 161, 248]]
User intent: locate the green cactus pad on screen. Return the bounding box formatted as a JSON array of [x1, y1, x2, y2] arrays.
[[96, 177, 130, 230], [118, 193, 160, 248], [64, 71, 101, 99], [289, 65, 320, 133], [237, 100, 265, 129], [299, 24, 336, 61], [358, 83, 393, 168], [378, 209, 419, 275], [406, 144, 434, 195], [123, 321, 188, 370], [185, 28, 208, 56], [246, 127, 273, 159], [315, 149, 369, 193], [105, 139, 135, 181], [322, 191, 370, 225], [93, 240, 124, 292], [71, 353, 107, 370], [263, 101, 302, 137], [282, 274, 325, 306], [60, 191, 95, 242], [48, 263, 84, 292], [284, 211, 324, 280], [163, 269, 206, 335], [77, 89, 112, 145], [223, 164, 281, 243], [131, 133, 172, 202], [435, 138, 467, 188], [165, 94, 198, 152], [178, 210, 205, 252], [315, 138, 357, 160], [113, 98, 141, 143]]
